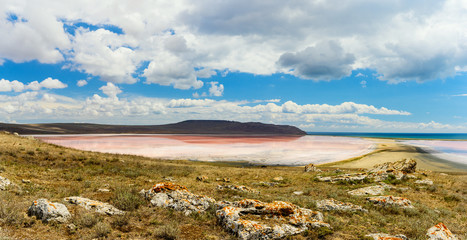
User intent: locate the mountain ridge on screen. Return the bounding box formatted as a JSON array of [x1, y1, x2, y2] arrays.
[[0, 120, 306, 135]]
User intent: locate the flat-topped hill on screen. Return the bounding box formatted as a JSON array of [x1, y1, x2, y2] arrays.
[[0, 120, 307, 135]]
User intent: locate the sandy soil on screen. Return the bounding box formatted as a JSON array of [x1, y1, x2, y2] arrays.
[[322, 139, 467, 172]]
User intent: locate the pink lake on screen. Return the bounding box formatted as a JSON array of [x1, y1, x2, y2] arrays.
[[35, 134, 376, 165]]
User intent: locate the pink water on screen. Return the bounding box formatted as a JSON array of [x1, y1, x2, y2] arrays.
[[35, 134, 375, 165]]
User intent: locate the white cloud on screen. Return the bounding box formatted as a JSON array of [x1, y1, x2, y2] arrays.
[[360, 80, 367, 88], [0, 79, 25, 92], [0, 77, 66, 92], [277, 41, 356, 81], [68, 28, 139, 84], [39, 77, 67, 89], [99, 82, 122, 98], [453, 93, 467, 96], [77, 79, 87, 87], [208, 81, 224, 97]]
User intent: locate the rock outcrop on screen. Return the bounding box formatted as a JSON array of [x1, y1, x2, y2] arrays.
[[365, 233, 408, 240], [348, 185, 385, 196], [27, 199, 71, 223], [304, 163, 317, 172], [316, 199, 367, 212], [64, 196, 124, 215], [370, 158, 417, 173], [426, 223, 458, 240], [366, 196, 413, 209], [217, 184, 259, 194], [0, 176, 11, 190], [415, 179, 433, 185], [140, 182, 215, 216], [217, 199, 329, 240]]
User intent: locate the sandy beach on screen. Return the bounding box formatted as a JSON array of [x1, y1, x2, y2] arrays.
[[322, 139, 467, 172]]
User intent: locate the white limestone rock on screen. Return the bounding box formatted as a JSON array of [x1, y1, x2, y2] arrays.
[[27, 199, 71, 223], [64, 196, 124, 215]]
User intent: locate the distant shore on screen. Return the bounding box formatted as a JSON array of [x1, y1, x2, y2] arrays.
[[320, 138, 467, 173]]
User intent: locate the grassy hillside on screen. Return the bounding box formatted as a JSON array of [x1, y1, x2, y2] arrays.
[[0, 132, 465, 239]]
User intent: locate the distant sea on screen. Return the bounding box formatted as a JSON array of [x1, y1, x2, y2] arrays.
[[307, 132, 467, 140]]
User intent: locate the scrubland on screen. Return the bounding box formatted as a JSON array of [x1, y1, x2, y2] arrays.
[[0, 132, 465, 239]]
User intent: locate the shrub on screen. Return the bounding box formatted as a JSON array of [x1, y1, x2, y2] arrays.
[[94, 222, 111, 238], [154, 223, 180, 240], [75, 213, 99, 228], [113, 187, 145, 211]]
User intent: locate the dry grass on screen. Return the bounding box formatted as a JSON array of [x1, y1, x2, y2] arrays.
[[0, 132, 465, 239]]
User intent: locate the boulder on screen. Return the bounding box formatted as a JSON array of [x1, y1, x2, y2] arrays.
[[426, 223, 458, 240], [64, 196, 124, 215], [366, 196, 413, 208], [217, 199, 330, 240], [365, 233, 408, 240], [27, 199, 71, 223], [293, 191, 304, 195], [0, 176, 11, 190], [97, 188, 110, 192], [304, 163, 317, 172], [348, 185, 385, 196], [140, 182, 215, 216], [217, 184, 259, 194], [316, 199, 367, 212], [415, 179, 433, 185], [370, 158, 417, 173]]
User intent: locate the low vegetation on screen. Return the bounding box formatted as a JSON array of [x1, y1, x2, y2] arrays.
[[0, 132, 465, 239]]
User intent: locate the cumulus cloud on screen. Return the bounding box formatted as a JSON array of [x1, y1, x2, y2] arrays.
[[143, 54, 203, 89], [208, 81, 224, 97], [99, 82, 121, 98], [0, 77, 67, 92], [68, 28, 138, 84], [77, 79, 87, 87], [277, 41, 355, 80]]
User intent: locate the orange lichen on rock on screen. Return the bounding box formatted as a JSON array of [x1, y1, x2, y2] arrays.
[[426, 222, 458, 240], [217, 199, 329, 239], [151, 182, 188, 193]]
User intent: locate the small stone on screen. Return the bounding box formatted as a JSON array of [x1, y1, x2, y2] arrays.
[[426, 222, 458, 240], [272, 176, 283, 182], [22, 179, 31, 184], [304, 163, 317, 172], [366, 195, 414, 209], [317, 199, 367, 212], [216, 178, 231, 182], [0, 176, 11, 190], [64, 196, 124, 215], [440, 173, 448, 176], [97, 188, 110, 192], [348, 185, 385, 196], [196, 175, 209, 182], [66, 223, 77, 234], [366, 233, 407, 240], [415, 179, 433, 185], [28, 199, 71, 223], [13, 132, 19, 136], [163, 176, 175, 181], [293, 191, 304, 195]]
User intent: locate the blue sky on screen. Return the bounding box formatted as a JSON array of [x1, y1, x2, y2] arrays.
[[0, 0, 466, 132]]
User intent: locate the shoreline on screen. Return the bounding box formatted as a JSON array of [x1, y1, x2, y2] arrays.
[[320, 138, 467, 173]]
